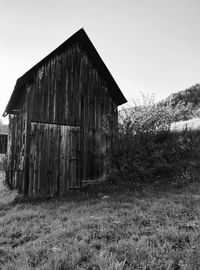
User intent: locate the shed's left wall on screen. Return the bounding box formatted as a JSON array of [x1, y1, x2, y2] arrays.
[[6, 85, 29, 193]]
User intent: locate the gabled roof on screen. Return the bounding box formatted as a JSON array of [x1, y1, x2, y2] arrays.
[[3, 28, 127, 116]]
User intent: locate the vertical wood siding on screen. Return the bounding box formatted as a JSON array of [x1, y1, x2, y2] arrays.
[[7, 41, 118, 196], [29, 122, 81, 197], [7, 113, 26, 190]]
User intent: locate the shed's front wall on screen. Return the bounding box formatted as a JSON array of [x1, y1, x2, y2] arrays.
[[8, 42, 118, 196], [27, 43, 117, 125]]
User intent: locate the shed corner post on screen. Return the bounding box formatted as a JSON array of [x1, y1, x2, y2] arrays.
[[22, 84, 32, 196]]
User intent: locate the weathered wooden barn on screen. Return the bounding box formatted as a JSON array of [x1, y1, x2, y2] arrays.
[[3, 28, 127, 197]]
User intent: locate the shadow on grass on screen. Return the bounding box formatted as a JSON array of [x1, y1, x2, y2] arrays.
[[1, 176, 198, 210]]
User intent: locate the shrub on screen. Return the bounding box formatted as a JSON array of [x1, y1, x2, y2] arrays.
[[113, 96, 200, 185]]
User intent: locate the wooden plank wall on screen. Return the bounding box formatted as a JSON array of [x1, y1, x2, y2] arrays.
[[8, 41, 118, 196], [25, 42, 117, 183], [29, 122, 81, 197], [7, 113, 26, 190]]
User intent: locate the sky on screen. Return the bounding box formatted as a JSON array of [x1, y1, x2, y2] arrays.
[[0, 0, 200, 120]]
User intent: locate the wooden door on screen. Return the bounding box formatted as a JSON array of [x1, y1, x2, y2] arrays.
[[59, 125, 82, 194], [29, 122, 81, 197]]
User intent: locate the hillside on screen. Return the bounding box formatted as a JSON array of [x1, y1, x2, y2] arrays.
[[120, 83, 200, 123], [163, 83, 200, 107], [159, 83, 200, 121]]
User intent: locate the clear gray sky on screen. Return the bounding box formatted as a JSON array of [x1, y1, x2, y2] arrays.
[[0, 0, 200, 117]]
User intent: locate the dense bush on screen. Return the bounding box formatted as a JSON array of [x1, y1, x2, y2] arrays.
[[113, 97, 200, 185]]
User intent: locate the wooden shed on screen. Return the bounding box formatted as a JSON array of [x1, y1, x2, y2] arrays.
[[3, 28, 127, 197]]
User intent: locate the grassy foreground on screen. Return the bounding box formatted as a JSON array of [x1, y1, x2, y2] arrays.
[[1, 175, 200, 269]]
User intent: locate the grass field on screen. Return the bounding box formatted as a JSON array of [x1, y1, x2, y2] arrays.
[[1, 175, 200, 269]]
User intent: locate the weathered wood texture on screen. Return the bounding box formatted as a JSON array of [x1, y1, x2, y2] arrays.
[[7, 113, 26, 190], [29, 122, 81, 196], [7, 42, 118, 197]]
